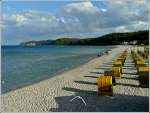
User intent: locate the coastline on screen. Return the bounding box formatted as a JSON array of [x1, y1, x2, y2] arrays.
[[1, 45, 149, 112], [1, 45, 117, 95], [2, 45, 115, 94], [1, 45, 116, 94]]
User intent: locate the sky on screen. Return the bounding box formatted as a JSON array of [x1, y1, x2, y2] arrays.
[[1, 0, 149, 45]]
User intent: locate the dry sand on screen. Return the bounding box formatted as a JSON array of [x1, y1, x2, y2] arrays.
[[1, 46, 149, 112]]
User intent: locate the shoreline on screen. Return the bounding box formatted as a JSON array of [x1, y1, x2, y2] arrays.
[[2, 46, 117, 94], [1, 45, 149, 112]]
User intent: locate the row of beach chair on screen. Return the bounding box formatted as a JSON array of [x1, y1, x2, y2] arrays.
[[137, 49, 149, 59], [97, 49, 128, 96], [131, 50, 149, 88]]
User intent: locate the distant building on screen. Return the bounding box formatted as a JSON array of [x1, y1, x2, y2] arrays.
[[129, 40, 137, 45], [26, 42, 36, 46], [123, 42, 128, 45]]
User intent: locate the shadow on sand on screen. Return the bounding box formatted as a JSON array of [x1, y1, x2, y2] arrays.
[[96, 67, 111, 70], [124, 62, 134, 64], [90, 71, 104, 74], [84, 75, 98, 78], [50, 87, 149, 112], [123, 65, 135, 67], [121, 76, 139, 80], [116, 83, 139, 87], [122, 67, 136, 70], [74, 80, 97, 85], [122, 72, 137, 75]]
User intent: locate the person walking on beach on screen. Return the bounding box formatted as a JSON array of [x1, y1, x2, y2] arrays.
[[97, 52, 101, 57], [105, 50, 109, 55], [97, 52, 103, 57]]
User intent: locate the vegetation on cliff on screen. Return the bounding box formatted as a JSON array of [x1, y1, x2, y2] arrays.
[[20, 30, 149, 45]]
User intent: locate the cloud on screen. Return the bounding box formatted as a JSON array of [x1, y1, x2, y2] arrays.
[[62, 2, 103, 33], [63, 2, 100, 14], [100, 0, 148, 28], [2, 0, 149, 44], [2, 10, 61, 42]]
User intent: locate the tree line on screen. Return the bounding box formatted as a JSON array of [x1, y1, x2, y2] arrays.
[[20, 30, 149, 46]]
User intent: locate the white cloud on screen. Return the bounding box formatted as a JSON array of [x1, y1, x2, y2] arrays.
[[101, 8, 107, 12], [2, 0, 149, 44], [62, 2, 103, 33], [14, 14, 28, 26], [3, 10, 61, 35], [63, 2, 100, 14], [115, 26, 130, 32]]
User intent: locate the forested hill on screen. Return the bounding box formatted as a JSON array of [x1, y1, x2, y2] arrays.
[[20, 30, 149, 46]]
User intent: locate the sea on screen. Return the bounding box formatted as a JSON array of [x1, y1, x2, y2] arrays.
[[1, 45, 116, 93]]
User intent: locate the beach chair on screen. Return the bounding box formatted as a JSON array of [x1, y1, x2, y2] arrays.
[[117, 58, 125, 65], [97, 76, 113, 96], [134, 59, 143, 65], [143, 52, 149, 59], [104, 70, 116, 85], [137, 66, 149, 73], [112, 67, 121, 79], [136, 60, 144, 66], [114, 60, 122, 67], [139, 51, 149, 59], [113, 61, 123, 74], [139, 72, 149, 88]]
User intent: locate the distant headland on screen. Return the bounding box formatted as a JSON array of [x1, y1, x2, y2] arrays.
[[20, 30, 149, 46]]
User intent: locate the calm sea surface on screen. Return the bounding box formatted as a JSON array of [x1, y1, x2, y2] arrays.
[[1, 45, 116, 93]]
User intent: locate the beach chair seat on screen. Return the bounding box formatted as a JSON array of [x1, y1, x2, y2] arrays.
[[97, 76, 113, 96]]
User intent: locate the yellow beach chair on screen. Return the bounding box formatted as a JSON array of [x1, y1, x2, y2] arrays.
[[97, 76, 113, 96], [112, 67, 121, 79]]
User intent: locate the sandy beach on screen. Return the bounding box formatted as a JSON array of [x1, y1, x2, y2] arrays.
[[1, 46, 149, 112]]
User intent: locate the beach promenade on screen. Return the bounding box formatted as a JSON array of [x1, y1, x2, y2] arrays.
[[1, 46, 149, 112]]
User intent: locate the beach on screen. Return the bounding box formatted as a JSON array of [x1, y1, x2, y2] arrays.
[[1, 45, 149, 112]]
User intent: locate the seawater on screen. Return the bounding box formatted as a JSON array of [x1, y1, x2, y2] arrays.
[[1, 45, 115, 93]]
